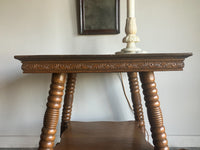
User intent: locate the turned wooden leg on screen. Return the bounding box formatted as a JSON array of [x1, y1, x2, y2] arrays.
[[127, 72, 145, 133], [61, 73, 77, 135], [38, 73, 66, 150], [139, 72, 169, 150]]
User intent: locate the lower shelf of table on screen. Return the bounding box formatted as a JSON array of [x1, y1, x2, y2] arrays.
[[55, 121, 153, 150]]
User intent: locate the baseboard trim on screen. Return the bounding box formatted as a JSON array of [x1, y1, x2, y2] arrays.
[[0, 135, 59, 148], [0, 135, 199, 148], [168, 136, 200, 147], [0, 136, 39, 148]]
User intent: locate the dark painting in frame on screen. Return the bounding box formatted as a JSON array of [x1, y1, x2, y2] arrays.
[[78, 0, 120, 35]]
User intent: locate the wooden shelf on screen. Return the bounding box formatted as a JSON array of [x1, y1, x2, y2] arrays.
[[55, 121, 153, 150]]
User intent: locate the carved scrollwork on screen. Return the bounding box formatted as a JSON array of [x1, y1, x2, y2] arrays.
[[22, 61, 184, 73]]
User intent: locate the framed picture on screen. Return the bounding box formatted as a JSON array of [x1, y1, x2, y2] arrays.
[[77, 0, 120, 35]]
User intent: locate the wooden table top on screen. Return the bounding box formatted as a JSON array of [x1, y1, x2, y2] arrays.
[[15, 53, 192, 73]]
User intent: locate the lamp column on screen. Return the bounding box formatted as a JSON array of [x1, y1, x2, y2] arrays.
[[116, 0, 142, 54]]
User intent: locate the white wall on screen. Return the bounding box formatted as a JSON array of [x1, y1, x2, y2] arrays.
[[0, 0, 199, 148]]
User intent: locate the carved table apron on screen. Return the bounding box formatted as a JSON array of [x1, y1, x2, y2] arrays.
[[15, 53, 192, 150]]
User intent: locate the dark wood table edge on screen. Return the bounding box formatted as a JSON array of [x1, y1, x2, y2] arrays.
[[14, 53, 192, 73], [14, 53, 192, 61]]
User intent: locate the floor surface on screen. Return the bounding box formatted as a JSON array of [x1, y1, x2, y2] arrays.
[[0, 148, 200, 150]]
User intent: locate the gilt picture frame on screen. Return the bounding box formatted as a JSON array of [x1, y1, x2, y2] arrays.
[[78, 0, 120, 35]]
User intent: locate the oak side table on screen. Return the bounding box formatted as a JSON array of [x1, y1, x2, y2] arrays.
[[15, 53, 192, 150]]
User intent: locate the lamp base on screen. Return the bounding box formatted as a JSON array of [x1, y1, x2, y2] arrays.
[[116, 47, 146, 55]]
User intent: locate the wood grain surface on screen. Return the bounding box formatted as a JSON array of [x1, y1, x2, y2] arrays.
[[55, 121, 153, 150], [140, 72, 169, 150], [39, 73, 66, 150], [128, 72, 145, 133], [61, 73, 77, 135], [14, 53, 192, 73]]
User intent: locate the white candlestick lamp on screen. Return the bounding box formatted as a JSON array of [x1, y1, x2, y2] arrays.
[[127, 0, 135, 17], [116, 0, 143, 54]]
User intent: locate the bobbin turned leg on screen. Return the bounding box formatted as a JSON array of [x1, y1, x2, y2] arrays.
[[139, 72, 169, 150], [38, 73, 66, 150], [61, 73, 77, 135], [127, 72, 145, 133]]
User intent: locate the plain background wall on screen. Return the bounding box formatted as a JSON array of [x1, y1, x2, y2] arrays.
[[0, 0, 199, 148]]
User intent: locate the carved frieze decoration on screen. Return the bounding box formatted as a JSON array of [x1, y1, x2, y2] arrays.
[[21, 60, 184, 73]]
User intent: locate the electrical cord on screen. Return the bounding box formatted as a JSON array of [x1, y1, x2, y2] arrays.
[[119, 73, 134, 111], [119, 73, 150, 142]]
